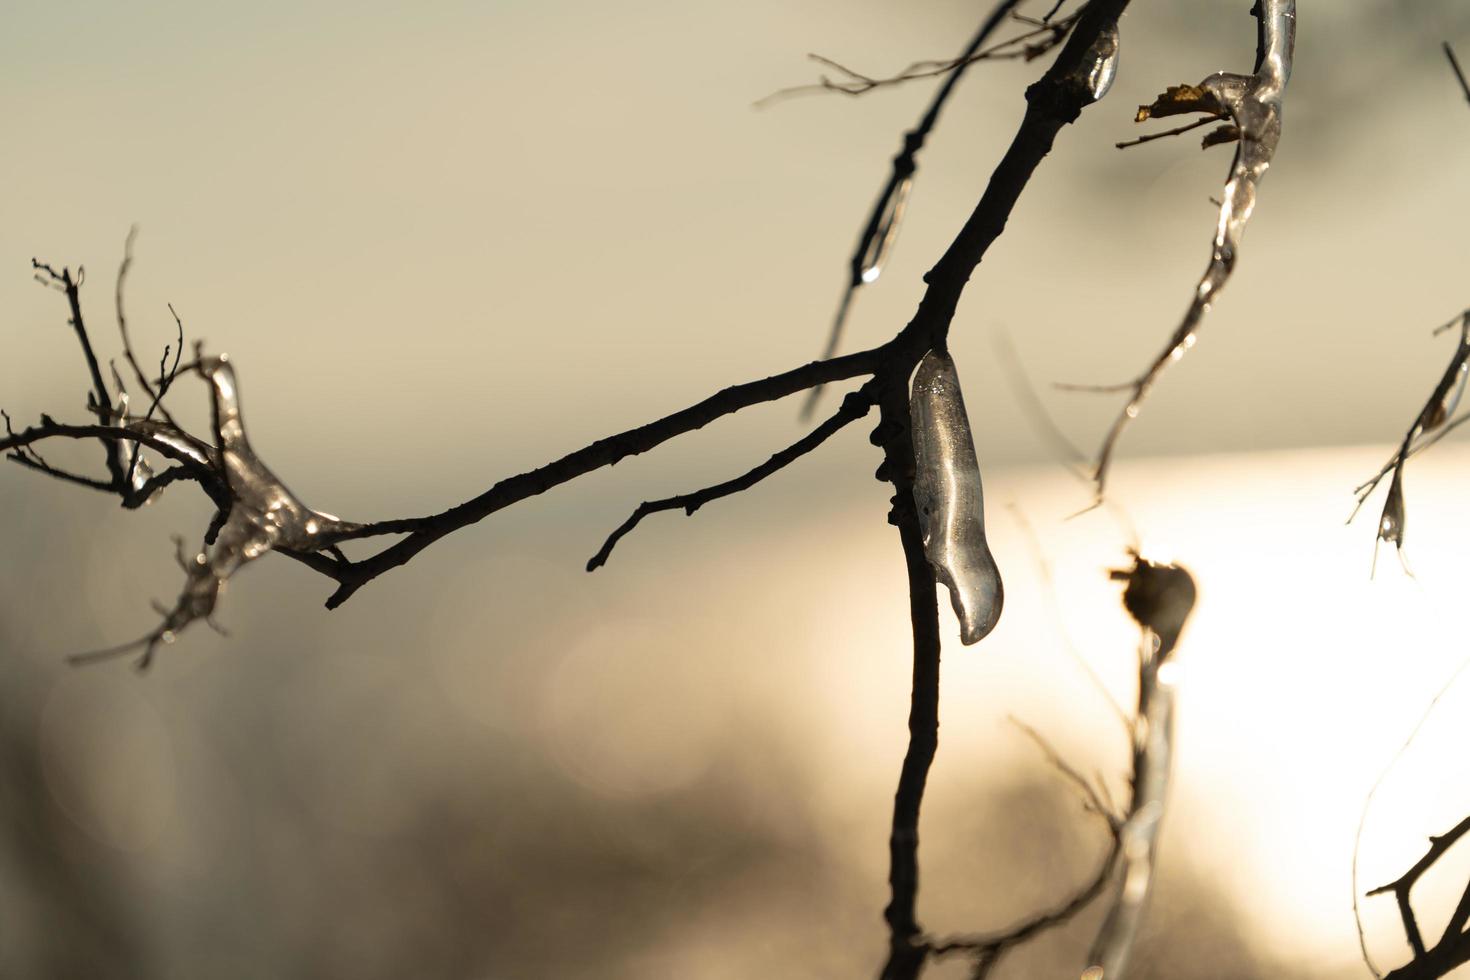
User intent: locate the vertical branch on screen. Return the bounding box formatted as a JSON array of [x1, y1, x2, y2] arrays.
[[877, 379, 944, 980], [1083, 555, 1194, 979]]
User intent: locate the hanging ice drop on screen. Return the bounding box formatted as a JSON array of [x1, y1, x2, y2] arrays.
[[1082, 20, 1120, 103], [909, 349, 1003, 644]]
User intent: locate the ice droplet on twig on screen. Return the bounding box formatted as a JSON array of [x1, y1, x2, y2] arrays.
[[1350, 312, 1470, 562], [802, 173, 915, 419], [1083, 20, 1120, 103], [857, 175, 913, 286], [909, 349, 1003, 644], [74, 353, 358, 669]]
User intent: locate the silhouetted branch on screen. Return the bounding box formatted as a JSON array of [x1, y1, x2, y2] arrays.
[[793, 0, 1030, 419], [1011, 718, 1121, 830], [587, 385, 876, 570], [1349, 311, 1470, 566], [757, 14, 1079, 107], [1353, 649, 1470, 978], [876, 381, 945, 980], [15, 2, 1137, 969], [1446, 43, 1470, 109], [1368, 816, 1470, 979], [31, 258, 125, 489], [927, 834, 1121, 980]]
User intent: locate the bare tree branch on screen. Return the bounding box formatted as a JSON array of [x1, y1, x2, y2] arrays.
[[1446, 42, 1470, 109], [1348, 311, 1470, 565], [1063, 0, 1296, 496], [1368, 816, 1470, 979], [757, 14, 1079, 107], [926, 834, 1121, 980], [31, 258, 125, 489], [587, 385, 876, 570], [793, 0, 1030, 419]]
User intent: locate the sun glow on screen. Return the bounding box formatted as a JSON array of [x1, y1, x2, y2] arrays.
[[803, 442, 1470, 970]]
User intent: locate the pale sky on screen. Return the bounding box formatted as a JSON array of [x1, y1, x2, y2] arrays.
[[4, 3, 1470, 977]]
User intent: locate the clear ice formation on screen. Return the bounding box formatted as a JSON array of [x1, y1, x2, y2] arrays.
[[78, 354, 357, 668], [1086, 664, 1176, 980], [1353, 311, 1470, 557], [857, 175, 912, 286], [106, 387, 158, 500], [1082, 20, 1120, 103], [104, 364, 221, 501], [909, 349, 1003, 645], [1094, 0, 1295, 488], [1087, 556, 1196, 979]]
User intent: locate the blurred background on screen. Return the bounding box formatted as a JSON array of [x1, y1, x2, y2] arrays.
[[4, 1, 1470, 977]]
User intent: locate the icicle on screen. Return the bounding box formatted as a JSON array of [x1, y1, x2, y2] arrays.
[[909, 349, 1003, 645]]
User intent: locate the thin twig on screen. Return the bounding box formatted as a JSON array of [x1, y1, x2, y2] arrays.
[[1353, 652, 1470, 978], [1114, 114, 1223, 149], [927, 834, 1122, 978], [798, 0, 1032, 419], [32, 258, 125, 489], [1445, 43, 1470, 109], [1369, 816, 1470, 962], [1010, 717, 1121, 828], [587, 386, 874, 570], [114, 228, 183, 432]]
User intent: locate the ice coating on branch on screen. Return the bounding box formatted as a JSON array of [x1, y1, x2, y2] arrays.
[[857, 175, 912, 285], [1350, 312, 1470, 561], [909, 350, 1003, 645], [75, 354, 357, 669], [1087, 667, 1175, 980], [1091, 0, 1294, 491], [1429, 359, 1469, 432], [1082, 20, 1120, 103], [803, 172, 915, 417], [126, 416, 218, 469], [1087, 556, 1195, 979], [105, 387, 158, 500]]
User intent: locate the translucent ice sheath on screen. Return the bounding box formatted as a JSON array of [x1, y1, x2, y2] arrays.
[[909, 350, 1002, 645], [1083, 19, 1120, 103], [74, 354, 358, 668], [173, 354, 359, 627], [1085, 657, 1176, 980], [1087, 557, 1195, 979], [1091, 0, 1294, 490]]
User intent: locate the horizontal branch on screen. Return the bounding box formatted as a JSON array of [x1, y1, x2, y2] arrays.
[[322, 345, 886, 605]]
